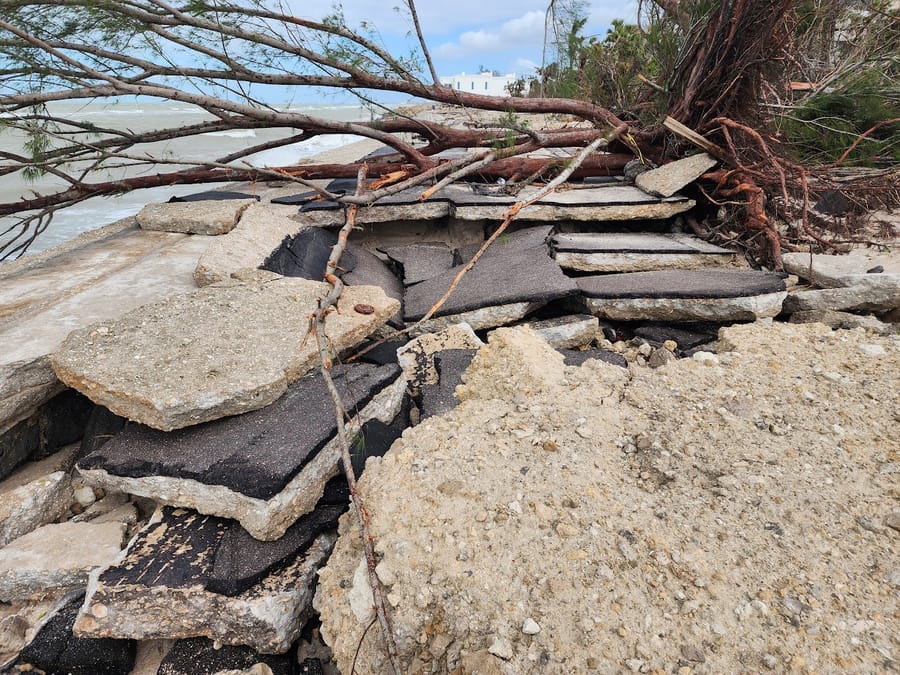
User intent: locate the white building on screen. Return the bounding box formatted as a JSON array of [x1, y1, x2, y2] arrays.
[[439, 71, 518, 97]]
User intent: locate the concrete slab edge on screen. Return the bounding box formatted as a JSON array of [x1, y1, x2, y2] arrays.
[[583, 291, 787, 321]]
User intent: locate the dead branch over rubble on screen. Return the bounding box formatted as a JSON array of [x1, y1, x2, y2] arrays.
[[310, 163, 403, 675], [1, 0, 897, 264]]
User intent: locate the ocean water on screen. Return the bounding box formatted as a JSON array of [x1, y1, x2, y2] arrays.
[[0, 101, 375, 256]]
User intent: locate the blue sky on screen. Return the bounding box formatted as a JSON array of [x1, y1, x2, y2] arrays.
[[297, 1, 638, 80]]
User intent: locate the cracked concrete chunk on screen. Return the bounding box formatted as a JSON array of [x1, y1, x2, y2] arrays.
[[0, 521, 126, 601], [782, 251, 900, 288], [397, 323, 484, 390], [456, 327, 566, 402], [0, 469, 71, 549], [194, 202, 306, 286], [343, 243, 404, 327], [77, 363, 405, 540], [577, 270, 787, 321], [0, 445, 77, 547], [51, 272, 399, 431], [635, 153, 718, 198], [137, 199, 257, 235], [553, 232, 733, 272], [74, 507, 336, 654], [783, 276, 900, 313], [0, 227, 211, 434], [522, 314, 599, 349]]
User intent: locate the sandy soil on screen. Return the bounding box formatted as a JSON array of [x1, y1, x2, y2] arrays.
[[316, 321, 898, 674]]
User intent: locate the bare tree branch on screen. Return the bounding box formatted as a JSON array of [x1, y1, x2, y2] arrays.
[[406, 0, 440, 86]]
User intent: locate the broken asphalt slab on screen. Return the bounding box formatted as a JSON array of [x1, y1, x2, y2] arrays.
[[456, 225, 554, 262], [73, 506, 335, 654], [0, 389, 92, 481], [260, 227, 357, 280], [156, 637, 295, 675], [14, 592, 136, 675], [207, 503, 345, 596], [418, 349, 478, 420], [403, 245, 579, 326], [438, 183, 696, 222], [50, 271, 399, 431], [276, 182, 694, 225], [577, 269, 787, 321], [379, 242, 455, 286], [77, 362, 404, 540]]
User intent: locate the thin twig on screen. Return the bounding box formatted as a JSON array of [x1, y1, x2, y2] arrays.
[[419, 151, 496, 200], [407, 0, 440, 86], [408, 130, 623, 328], [309, 163, 402, 675]]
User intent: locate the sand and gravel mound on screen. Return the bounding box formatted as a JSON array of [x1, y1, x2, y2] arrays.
[[315, 322, 898, 674]]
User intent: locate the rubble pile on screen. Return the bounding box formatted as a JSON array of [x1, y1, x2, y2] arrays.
[[0, 147, 896, 673]]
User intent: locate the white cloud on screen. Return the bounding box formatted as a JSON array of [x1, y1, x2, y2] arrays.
[[437, 10, 545, 58], [277, 2, 640, 76]]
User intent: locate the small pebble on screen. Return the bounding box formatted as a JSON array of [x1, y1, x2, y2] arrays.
[[625, 658, 644, 672], [522, 618, 541, 635], [692, 351, 718, 365], [649, 347, 676, 368], [680, 644, 705, 662], [73, 486, 97, 508], [488, 636, 513, 660], [556, 522, 579, 537], [857, 343, 885, 357], [884, 511, 900, 533]]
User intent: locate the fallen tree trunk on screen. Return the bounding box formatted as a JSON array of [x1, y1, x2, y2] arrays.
[[0, 153, 633, 217]]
